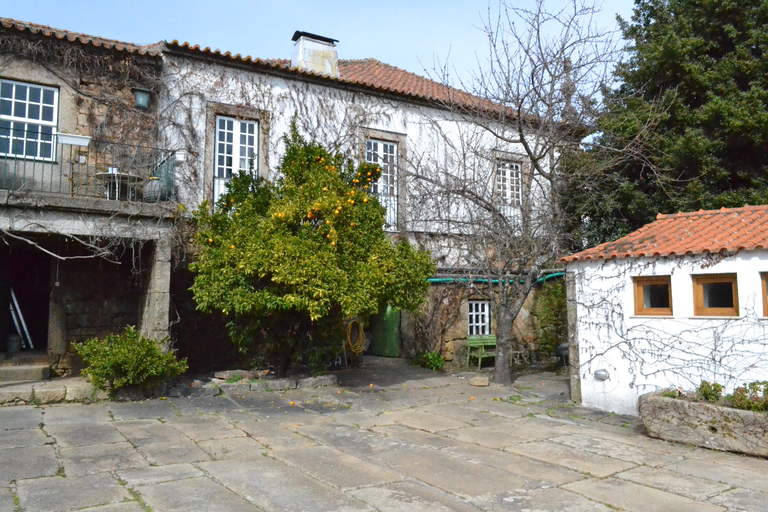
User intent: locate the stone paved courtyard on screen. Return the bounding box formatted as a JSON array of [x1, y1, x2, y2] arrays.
[[1, 356, 767, 511]]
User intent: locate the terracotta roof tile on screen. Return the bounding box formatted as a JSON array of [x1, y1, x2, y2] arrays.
[[0, 17, 162, 57], [561, 204, 768, 263], [2, 17, 491, 112]]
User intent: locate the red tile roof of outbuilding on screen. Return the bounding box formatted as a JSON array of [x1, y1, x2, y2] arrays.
[[561, 205, 768, 263]]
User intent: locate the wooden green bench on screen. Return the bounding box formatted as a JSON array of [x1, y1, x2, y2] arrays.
[[466, 335, 497, 369]]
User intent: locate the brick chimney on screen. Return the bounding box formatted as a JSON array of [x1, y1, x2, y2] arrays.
[[291, 31, 339, 78]]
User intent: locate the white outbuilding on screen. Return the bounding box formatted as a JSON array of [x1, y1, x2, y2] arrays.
[[562, 205, 768, 415]]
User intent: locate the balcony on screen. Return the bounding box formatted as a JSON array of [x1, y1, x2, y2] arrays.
[[0, 128, 175, 203]]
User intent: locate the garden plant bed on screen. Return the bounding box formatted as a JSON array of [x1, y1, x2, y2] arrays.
[[639, 390, 768, 457]]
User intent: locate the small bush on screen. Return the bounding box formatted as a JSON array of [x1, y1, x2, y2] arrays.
[[697, 380, 724, 402], [533, 280, 567, 354], [73, 326, 188, 393], [413, 351, 445, 372], [731, 381, 768, 411]]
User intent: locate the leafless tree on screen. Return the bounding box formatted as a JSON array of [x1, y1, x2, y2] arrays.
[[408, 0, 658, 383]]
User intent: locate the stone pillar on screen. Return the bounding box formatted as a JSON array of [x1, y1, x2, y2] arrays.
[[139, 239, 171, 341], [566, 271, 581, 404], [47, 259, 67, 357]]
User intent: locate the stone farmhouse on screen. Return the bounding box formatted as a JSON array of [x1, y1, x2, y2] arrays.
[[0, 18, 540, 377]]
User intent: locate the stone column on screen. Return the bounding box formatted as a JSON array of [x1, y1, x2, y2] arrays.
[[139, 239, 171, 341], [566, 271, 581, 403], [47, 258, 67, 357]]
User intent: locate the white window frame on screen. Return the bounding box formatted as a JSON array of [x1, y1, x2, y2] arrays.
[[468, 300, 491, 336], [0, 79, 58, 161], [213, 115, 258, 204], [495, 159, 522, 211], [366, 139, 397, 229]]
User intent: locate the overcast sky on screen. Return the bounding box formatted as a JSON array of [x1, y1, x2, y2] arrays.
[[1, 0, 636, 84]]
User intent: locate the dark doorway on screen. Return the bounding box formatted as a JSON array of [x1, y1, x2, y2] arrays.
[[2, 241, 51, 353]]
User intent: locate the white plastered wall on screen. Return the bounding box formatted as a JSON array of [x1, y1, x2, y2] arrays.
[[570, 250, 768, 415]]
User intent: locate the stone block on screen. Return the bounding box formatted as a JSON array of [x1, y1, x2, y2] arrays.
[[251, 378, 296, 391], [0, 364, 49, 381], [32, 382, 66, 404], [0, 384, 33, 404], [297, 374, 337, 388], [639, 391, 768, 457], [214, 370, 255, 380], [470, 376, 490, 387]]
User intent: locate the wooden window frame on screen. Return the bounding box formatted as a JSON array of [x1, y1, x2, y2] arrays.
[[762, 273, 768, 317], [365, 138, 398, 230], [213, 115, 258, 205], [692, 273, 739, 317], [633, 276, 673, 316], [0, 78, 59, 162]]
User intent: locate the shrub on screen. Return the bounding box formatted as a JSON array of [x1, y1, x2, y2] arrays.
[[73, 326, 188, 393], [731, 381, 768, 411], [533, 280, 567, 354], [697, 380, 724, 402], [413, 351, 445, 372]]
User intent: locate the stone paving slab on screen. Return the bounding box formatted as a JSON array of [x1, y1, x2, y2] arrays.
[[0, 406, 42, 430], [442, 443, 587, 486], [116, 463, 204, 488], [16, 474, 130, 512], [42, 403, 112, 425], [474, 486, 614, 511], [0, 486, 14, 512], [383, 409, 470, 433], [232, 419, 320, 449], [372, 424, 459, 449], [197, 436, 267, 460], [615, 465, 732, 500], [274, 445, 404, 490], [113, 419, 184, 446], [295, 423, 401, 456], [59, 441, 149, 477], [165, 414, 246, 441], [136, 476, 260, 512], [505, 440, 638, 477], [349, 480, 483, 512], [664, 458, 768, 494], [198, 459, 375, 511], [45, 422, 124, 448], [563, 477, 726, 512], [136, 439, 211, 465], [109, 400, 177, 420], [548, 432, 683, 467], [442, 426, 534, 449], [0, 445, 58, 484], [79, 503, 146, 512], [0, 427, 49, 448], [709, 487, 768, 511], [371, 445, 533, 499]]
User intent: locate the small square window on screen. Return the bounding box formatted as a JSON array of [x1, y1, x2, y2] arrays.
[[468, 300, 490, 335], [633, 276, 673, 316], [692, 274, 739, 317]]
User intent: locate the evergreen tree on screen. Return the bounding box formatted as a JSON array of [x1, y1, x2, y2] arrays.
[[568, 0, 768, 247]]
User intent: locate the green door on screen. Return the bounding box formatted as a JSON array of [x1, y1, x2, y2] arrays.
[[369, 305, 400, 357]]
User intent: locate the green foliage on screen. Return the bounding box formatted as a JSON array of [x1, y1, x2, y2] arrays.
[[567, 0, 768, 248], [533, 280, 567, 354], [661, 389, 681, 398], [73, 326, 187, 393], [226, 374, 243, 383], [412, 351, 445, 372], [191, 125, 435, 375], [731, 381, 768, 411], [696, 380, 724, 402]]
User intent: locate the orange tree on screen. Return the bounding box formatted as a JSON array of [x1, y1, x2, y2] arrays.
[[190, 127, 435, 376]]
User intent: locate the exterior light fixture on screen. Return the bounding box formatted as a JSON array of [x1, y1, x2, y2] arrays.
[[132, 88, 151, 110], [594, 369, 610, 381]]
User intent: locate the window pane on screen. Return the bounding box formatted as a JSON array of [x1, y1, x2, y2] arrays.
[[13, 101, 26, 118], [0, 99, 10, 116], [14, 85, 26, 101], [42, 106, 54, 122], [28, 87, 41, 103], [0, 82, 12, 99], [28, 104, 40, 120], [703, 282, 734, 308], [42, 89, 55, 105], [644, 284, 670, 308]]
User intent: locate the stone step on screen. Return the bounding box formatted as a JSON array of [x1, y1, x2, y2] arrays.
[[0, 364, 50, 381]]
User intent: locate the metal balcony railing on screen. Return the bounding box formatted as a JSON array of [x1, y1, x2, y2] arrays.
[[0, 128, 175, 202]]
